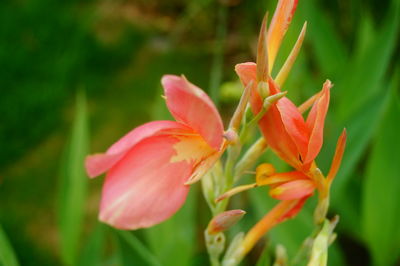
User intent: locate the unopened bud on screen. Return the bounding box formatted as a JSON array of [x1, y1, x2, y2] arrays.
[[273, 244, 288, 266], [208, 210, 246, 234], [263, 91, 287, 109], [258, 81, 270, 99], [223, 130, 239, 145]]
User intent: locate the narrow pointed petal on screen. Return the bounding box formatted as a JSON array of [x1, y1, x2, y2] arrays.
[[275, 22, 307, 86], [304, 81, 332, 163], [270, 179, 315, 200], [99, 134, 213, 230], [85, 121, 191, 178], [162, 75, 224, 150], [257, 171, 309, 186], [327, 129, 347, 184], [256, 12, 269, 81], [267, 0, 299, 68]]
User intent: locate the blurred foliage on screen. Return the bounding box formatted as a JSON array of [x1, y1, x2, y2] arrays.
[[0, 0, 399, 265]]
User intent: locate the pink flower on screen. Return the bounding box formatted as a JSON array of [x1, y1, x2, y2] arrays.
[[85, 75, 225, 230]]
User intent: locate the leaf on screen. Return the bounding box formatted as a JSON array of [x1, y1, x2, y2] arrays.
[[116, 230, 162, 266], [58, 91, 89, 265], [298, 0, 347, 78], [336, 0, 399, 120], [361, 79, 400, 265], [0, 224, 19, 266], [145, 188, 198, 266], [77, 222, 106, 266], [331, 89, 390, 201]]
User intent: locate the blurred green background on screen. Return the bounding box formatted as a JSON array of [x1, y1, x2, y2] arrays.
[[1, 0, 399, 265]]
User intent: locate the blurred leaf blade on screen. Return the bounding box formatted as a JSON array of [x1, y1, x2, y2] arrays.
[[361, 76, 400, 266], [58, 91, 89, 265], [145, 188, 198, 266], [77, 222, 106, 266], [336, 0, 399, 120], [116, 230, 162, 266], [0, 224, 19, 266]]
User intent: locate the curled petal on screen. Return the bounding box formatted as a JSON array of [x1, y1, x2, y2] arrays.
[[270, 179, 315, 200], [162, 75, 224, 150], [99, 134, 214, 230], [85, 121, 192, 178], [305, 81, 332, 163]]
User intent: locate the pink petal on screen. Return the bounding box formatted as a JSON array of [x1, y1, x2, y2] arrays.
[[304, 81, 331, 163], [235, 62, 257, 87], [85, 121, 192, 178], [162, 75, 224, 150], [99, 134, 215, 229]]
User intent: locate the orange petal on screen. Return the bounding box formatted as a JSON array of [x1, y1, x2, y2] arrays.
[[257, 171, 308, 186], [267, 0, 299, 69], [270, 179, 315, 200], [304, 81, 332, 164], [327, 129, 347, 184], [278, 196, 309, 222]]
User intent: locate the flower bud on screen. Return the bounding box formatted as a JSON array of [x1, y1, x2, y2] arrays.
[[208, 210, 246, 234]]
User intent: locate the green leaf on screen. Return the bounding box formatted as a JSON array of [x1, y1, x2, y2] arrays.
[[58, 91, 89, 265], [116, 230, 162, 266], [145, 188, 198, 266], [298, 0, 347, 78], [336, 0, 399, 120], [361, 81, 400, 265], [331, 89, 390, 201], [0, 224, 19, 266], [77, 222, 106, 266]]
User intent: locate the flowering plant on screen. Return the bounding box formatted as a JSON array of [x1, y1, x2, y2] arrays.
[[86, 0, 346, 265]]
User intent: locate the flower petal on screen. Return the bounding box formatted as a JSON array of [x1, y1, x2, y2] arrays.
[[327, 128, 347, 184], [258, 171, 308, 186], [162, 75, 224, 150], [99, 134, 214, 230], [304, 81, 331, 163], [267, 0, 299, 68], [278, 196, 309, 222], [85, 121, 192, 178], [270, 179, 315, 200]]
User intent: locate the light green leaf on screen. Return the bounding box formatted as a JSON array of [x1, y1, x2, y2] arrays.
[[361, 81, 400, 265], [0, 224, 19, 266], [58, 91, 89, 265]]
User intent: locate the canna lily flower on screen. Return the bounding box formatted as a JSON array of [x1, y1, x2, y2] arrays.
[[85, 75, 226, 230], [236, 65, 332, 173], [234, 0, 329, 173]]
